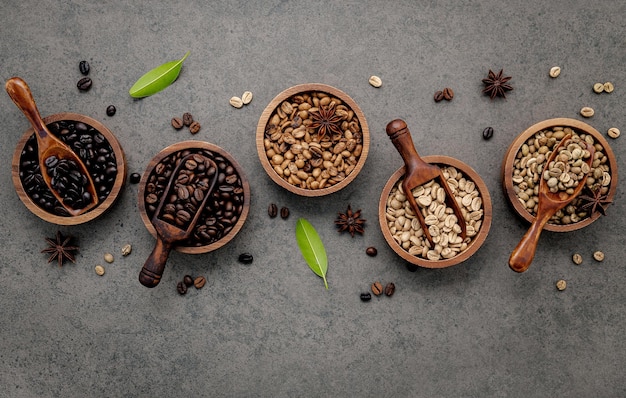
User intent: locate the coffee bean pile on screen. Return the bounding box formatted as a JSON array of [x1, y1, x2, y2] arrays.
[[171, 112, 201, 134], [44, 155, 93, 210]]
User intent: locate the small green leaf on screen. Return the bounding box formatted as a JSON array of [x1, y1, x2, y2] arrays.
[[129, 51, 190, 98], [295, 218, 329, 289]]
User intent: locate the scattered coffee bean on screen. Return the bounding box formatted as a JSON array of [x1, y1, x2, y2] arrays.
[[593, 251, 605, 262], [171, 117, 184, 130], [556, 279, 567, 291], [95, 265, 105, 276], [268, 203, 278, 218], [194, 276, 206, 289], [593, 83, 605, 94], [183, 275, 194, 287], [482, 127, 494, 140], [77, 77, 92, 91], [365, 246, 378, 257], [603, 82, 614, 93], [230, 96, 244, 108], [183, 113, 194, 126], [368, 75, 382, 88], [434, 90, 444, 102], [177, 281, 187, 295], [79, 60, 90, 75], [106, 105, 116, 117], [549, 66, 561, 78], [442, 87, 454, 101], [121, 244, 132, 257], [130, 172, 141, 184], [572, 253, 583, 265], [384, 282, 396, 297], [104, 253, 114, 263], [189, 121, 201, 134], [580, 106, 594, 118], [360, 292, 372, 302], [371, 281, 383, 296], [238, 253, 254, 264], [280, 206, 290, 219], [241, 91, 253, 105], [607, 127, 620, 139]]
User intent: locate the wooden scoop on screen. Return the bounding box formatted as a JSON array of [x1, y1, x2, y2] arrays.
[[139, 154, 219, 288], [386, 119, 467, 247], [6, 77, 98, 216], [509, 134, 595, 272]]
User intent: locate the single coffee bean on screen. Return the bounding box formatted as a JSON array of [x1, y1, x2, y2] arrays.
[[482, 127, 494, 140], [229, 96, 244, 108], [121, 244, 132, 256], [238, 253, 254, 264], [434, 90, 444, 102], [130, 172, 141, 184], [189, 121, 201, 134], [384, 282, 396, 297], [280, 206, 290, 219], [77, 77, 92, 91], [365, 246, 377, 257], [183, 275, 194, 286], [171, 117, 184, 130], [371, 281, 383, 296], [580, 106, 594, 118], [241, 91, 253, 105], [593, 251, 605, 262], [194, 276, 206, 289], [268, 203, 278, 218], [593, 83, 605, 94], [368, 75, 382, 88], [183, 112, 194, 126], [607, 127, 620, 139], [572, 253, 583, 265], [603, 82, 614, 93], [177, 281, 188, 295], [104, 253, 114, 263], [79, 60, 90, 75], [556, 279, 567, 291], [95, 265, 105, 276], [360, 292, 372, 302], [549, 66, 561, 78], [442, 87, 454, 101], [106, 105, 116, 117]]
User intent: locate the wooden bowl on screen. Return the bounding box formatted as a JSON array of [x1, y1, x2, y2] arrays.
[[12, 112, 126, 225], [501, 118, 618, 232], [379, 156, 492, 268], [256, 83, 370, 196], [138, 141, 250, 254]]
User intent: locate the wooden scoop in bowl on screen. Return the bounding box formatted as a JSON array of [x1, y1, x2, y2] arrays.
[[509, 134, 595, 273], [6, 77, 98, 216], [386, 119, 467, 247], [139, 154, 219, 288]]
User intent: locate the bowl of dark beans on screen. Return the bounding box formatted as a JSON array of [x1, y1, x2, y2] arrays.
[[12, 113, 126, 225], [501, 118, 618, 232], [138, 141, 250, 254]]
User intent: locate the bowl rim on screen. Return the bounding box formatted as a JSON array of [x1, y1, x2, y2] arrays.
[[255, 83, 370, 197], [137, 140, 250, 254], [379, 155, 492, 268], [501, 117, 618, 232], [12, 112, 127, 225]]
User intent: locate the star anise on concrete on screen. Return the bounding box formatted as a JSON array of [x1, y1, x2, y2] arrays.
[[41, 231, 79, 267], [335, 205, 366, 237], [308, 101, 343, 141], [482, 69, 513, 99], [577, 185, 612, 216]]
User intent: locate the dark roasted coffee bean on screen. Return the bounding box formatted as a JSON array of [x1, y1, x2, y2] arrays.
[[268, 203, 278, 218], [434, 90, 444, 102], [443, 87, 454, 101], [177, 281, 187, 295], [194, 276, 206, 289], [238, 253, 254, 264], [482, 127, 494, 140], [106, 105, 116, 117], [360, 292, 372, 302], [280, 206, 290, 219], [77, 77, 92, 91], [371, 281, 383, 296], [130, 172, 141, 184], [366, 246, 377, 257], [384, 282, 396, 297], [79, 60, 90, 75], [183, 275, 194, 287], [182, 112, 194, 126], [171, 117, 184, 130], [189, 121, 201, 134]]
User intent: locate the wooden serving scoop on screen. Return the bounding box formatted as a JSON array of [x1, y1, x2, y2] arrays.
[[509, 134, 595, 273], [6, 77, 98, 216], [139, 154, 219, 288], [386, 119, 467, 247]]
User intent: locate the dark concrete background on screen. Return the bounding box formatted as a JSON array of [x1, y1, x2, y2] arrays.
[[1, 1, 624, 397]]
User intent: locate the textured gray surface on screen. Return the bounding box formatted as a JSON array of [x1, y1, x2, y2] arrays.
[[1, 1, 625, 397]]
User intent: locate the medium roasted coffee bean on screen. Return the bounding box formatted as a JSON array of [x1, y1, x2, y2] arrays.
[[360, 292, 372, 302], [434, 90, 444, 102], [482, 127, 494, 140], [130, 172, 141, 184], [183, 112, 194, 126], [384, 282, 396, 297], [238, 253, 254, 264], [442, 87, 454, 101], [194, 276, 206, 289], [366, 246, 377, 257], [280, 206, 290, 219], [77, 77, 92, 91], [371, 281, 383, 296], [177, 281, 187, 295], [189, 121, 201, 134], [171, 117, 184, 130], [106, 105, 116, 117], [79, 60, 90, 75], [268, 203, 278, 218], [183, 275, 194, 286]]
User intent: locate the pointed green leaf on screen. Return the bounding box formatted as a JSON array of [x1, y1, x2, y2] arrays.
[[129, 51, 190, 98], [295, 218, 329, 289]]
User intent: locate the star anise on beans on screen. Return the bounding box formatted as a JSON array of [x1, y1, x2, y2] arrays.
[[41, 231, 79, 267], [308, 101, 343, 141], [482, 69, 513, 99], [335, 205, 366, 237], [577, 185, 612, 216]]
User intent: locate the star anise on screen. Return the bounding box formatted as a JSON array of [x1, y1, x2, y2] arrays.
[[41, 231, 79, 267], [577, 185, 612, 216], [308, 101, 343, 141], [335, 205, 366, 237], [482, 69, 513, 99]]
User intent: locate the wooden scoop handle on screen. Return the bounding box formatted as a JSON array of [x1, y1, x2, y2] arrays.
[[386, 119, 428, 175], [5, 77, 50, 138], [139, 235, 173, 288], [508, 202, 556, 273]]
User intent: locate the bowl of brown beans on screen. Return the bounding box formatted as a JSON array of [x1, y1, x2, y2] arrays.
[[502, 118, 618, 232], [12, 112, 127, 225], [138, 141, 250, 254], [379, 156, 492, 268], [256, 83, 370, 196]]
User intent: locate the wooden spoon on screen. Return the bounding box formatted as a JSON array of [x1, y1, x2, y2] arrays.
[[6, 77, 98, 216], [386, 119, 467, 247], [509, 134, 595, 272], [139, 154, 219, 288]]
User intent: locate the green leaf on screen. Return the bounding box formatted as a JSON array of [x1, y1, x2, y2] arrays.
[[129, 51, 190, 98], [295, 218, 329, 289]]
